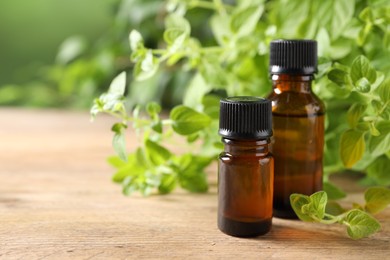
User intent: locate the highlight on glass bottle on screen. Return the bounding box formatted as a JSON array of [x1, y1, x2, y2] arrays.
[[267, 40, 325, 219], [218, 96, 274, 237]]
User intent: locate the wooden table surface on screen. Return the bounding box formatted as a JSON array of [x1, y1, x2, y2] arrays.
[[1, 108, 389, 259]]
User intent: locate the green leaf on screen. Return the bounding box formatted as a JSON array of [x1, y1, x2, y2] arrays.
[[350, 56, 377, 84], [146, 102, 161, 119], [112, 132, 127, 162], [230, 5, 264, 38], [347, 104, 367, 128], [303, 191, 328, 219], [325, 201, 346, 215], [316, 28, 331, 57], [359, 7, 374, 23], [158, 173, 177, 194], [175, 154, 211, 193], [355, 77, 371, 93], [210, 14, 231, 45], [107, 156, 128, 169], [328, 69, 349, 86], [151, 120, 163, 134], [290, 194, 314, 222], [369, 121, 390, 156], [165, 13, 190, 35], [129, 30, 143, 51], [163, 28, 186, 45], [134, 51, 159, 81], [56, 36, 87, 64], [364, 187, 390, 214], [108, 72, 126, 96], [170, 105, 211, 135], [369, 122, 380, 137], [111, 152, 146, 183], [366, 156, 390, 186], [323, 182, 347, 200], [145, 139, 171, 166], [377, 79, 390, 102], [331, 0, 355, 39], [345, 209, 381, 239], [340, 129, 365, 168]]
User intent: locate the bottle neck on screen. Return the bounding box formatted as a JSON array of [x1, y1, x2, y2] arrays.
[[222, 138, 269, 156], [271, 74, 314, 93]]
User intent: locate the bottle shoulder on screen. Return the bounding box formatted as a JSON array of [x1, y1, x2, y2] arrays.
[[267, 90, 325, 116]]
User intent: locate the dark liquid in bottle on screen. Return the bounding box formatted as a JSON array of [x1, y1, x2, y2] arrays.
[[271, 113, 324, 219], [218, 216, 272, 237], [218, 144, 273, 237]]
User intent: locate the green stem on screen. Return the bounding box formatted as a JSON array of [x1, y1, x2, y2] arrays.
[[189, 0, 216, 10]]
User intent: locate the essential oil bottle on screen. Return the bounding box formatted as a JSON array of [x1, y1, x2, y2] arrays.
[[218, 96, 274, 237], [267, 40, 325, 219]]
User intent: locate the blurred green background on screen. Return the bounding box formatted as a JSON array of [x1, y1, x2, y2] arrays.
[[0, 0, 114, 85], [0, 0, 212, 108]]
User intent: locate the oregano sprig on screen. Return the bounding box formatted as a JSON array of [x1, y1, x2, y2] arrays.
[[290, 187, 390, 239]]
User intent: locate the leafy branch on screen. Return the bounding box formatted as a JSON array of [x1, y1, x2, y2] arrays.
[[291, 187, 390, 239], [91, 0, 390, 196]]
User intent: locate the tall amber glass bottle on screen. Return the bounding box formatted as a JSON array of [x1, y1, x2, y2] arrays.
[[267, 40, 325, 219], [218, 97, 274, 237]]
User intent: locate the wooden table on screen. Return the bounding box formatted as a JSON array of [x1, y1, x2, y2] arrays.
[[1, 108, 389, 259]]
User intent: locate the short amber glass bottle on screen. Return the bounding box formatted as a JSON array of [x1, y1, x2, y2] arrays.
[[267, 40, 325, 219], [218, 97, 274, 237]]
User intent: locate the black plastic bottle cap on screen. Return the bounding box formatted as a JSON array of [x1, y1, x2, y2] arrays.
[[219, 96, 272, 140], [269, 39, 317, 75]]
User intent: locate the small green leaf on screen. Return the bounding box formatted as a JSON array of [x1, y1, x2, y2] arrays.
[[323, 182, 346, 200], [158, 173, 177, 194], [145, 139, 171, 166], [350, 56, 377, 84], [325, 201, 346, 216], [359, 7, 374, 23], [345, 209, 381, 239], [111, 153, 146, 183], [369, 121, 390, 156], [56, 36, 86, 64], [163, 28, 186, 45], [146, 102, 161, 119], [170, 105, 211, 135], [366, 156, 390, 186], [369, 122, 380, 137], [230, 5, 264, 37], [175, 154, 211, 193], [355, 77, 371, 93], [331, 0, 355, 39], [377, 79, 390, 102], [107, 156, 128, 169], [347, 104, 367, 129], [151, 120, 163, 134], [109, 72, 126, 96], [134, 51, 159, 81], [165, 13, 190, 35], [129, 30, 143, 51], [328, 69, 349, 86], [364, 187, 390, 214], [111, 122, 127, 134], [340, 129, 365, 168], [112, 132, 127, 162], [210, 14, 231, 45], [308, 191, 328, 219], [290, 194, 314, 222]]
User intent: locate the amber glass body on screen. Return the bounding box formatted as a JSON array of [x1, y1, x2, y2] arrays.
[[267, 74, 325, 219], [218, 138, 274, 237]]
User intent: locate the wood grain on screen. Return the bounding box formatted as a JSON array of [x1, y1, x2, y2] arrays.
[[0, 108, 389, 259]]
